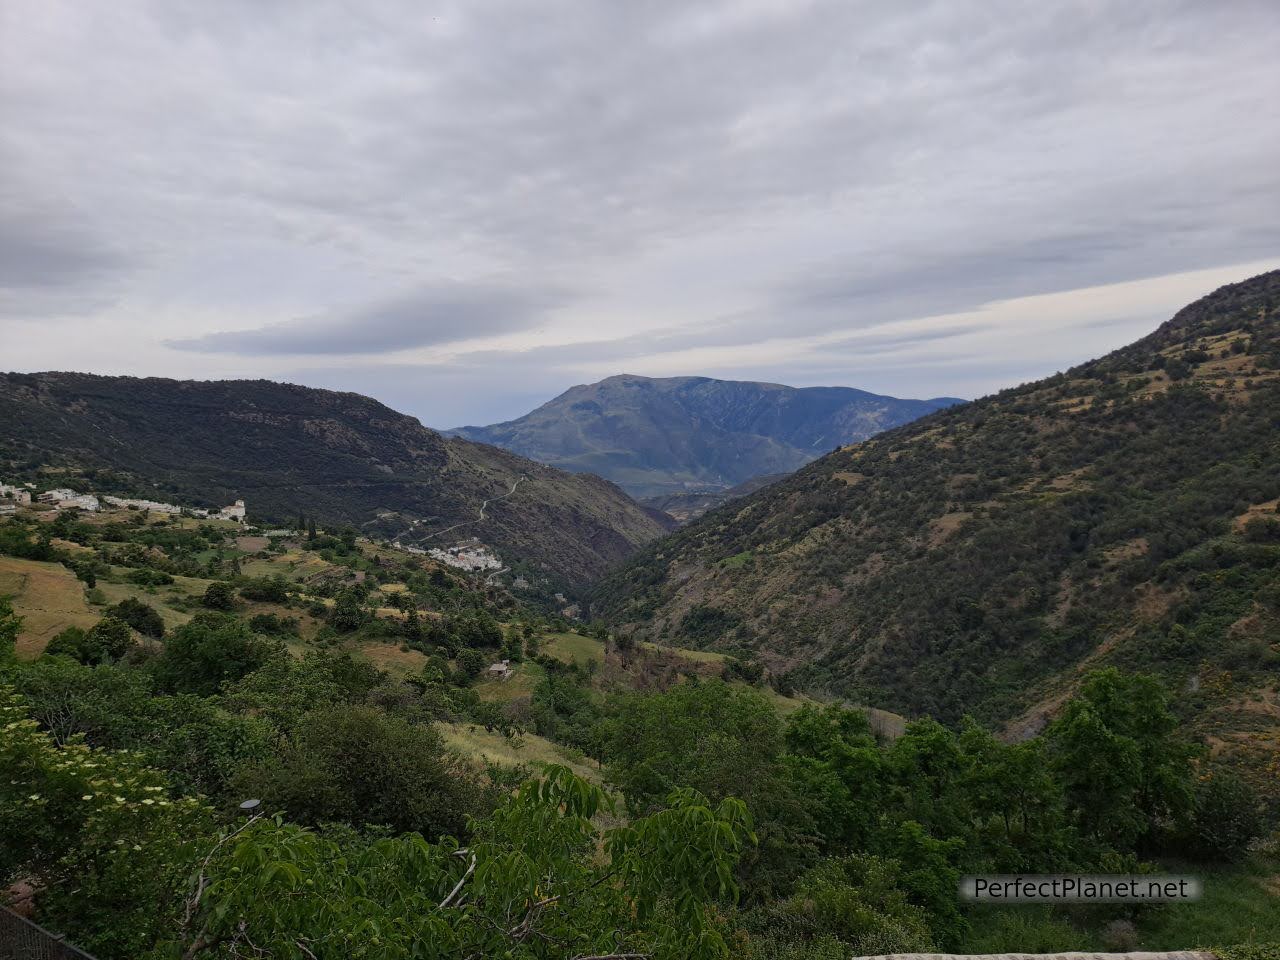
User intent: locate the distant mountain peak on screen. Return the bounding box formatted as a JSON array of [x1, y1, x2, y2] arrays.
[[449, 374, 961, 499]]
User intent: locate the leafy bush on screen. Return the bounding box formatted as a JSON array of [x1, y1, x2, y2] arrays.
[[104, 597, 165, 638], [239, 575, 290, 603], [151, 612, 279, 696], [45, 617, 133, 665], [1184, 771, 1263, 861], [0, 595, 20, 659], [233, 704, 489, 839], [126, 567, 173, 586], [200, 580, 236, 610]]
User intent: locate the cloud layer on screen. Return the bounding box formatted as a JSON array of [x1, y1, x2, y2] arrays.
[[167, 282, 562, 355], [1, 0, 1277, 425]]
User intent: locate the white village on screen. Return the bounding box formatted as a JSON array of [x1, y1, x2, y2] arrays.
[[0, 480, 246, 523]]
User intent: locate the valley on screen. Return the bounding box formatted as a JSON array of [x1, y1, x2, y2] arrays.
[[0, 374, 673, 587]]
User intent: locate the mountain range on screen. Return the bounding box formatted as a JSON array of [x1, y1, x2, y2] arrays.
[[448, 375, 962, 499], [0, 374, 672, 587], [591, 269, 1280, 797]]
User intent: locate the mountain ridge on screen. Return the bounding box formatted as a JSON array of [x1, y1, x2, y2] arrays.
[[0, 372, 673, 587], [449, 373, 963, 498]]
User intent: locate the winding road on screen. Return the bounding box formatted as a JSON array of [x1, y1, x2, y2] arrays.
[[414, 474, 529, 544]]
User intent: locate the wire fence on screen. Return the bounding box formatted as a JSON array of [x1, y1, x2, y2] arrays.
[[0, 906, 97, 960]]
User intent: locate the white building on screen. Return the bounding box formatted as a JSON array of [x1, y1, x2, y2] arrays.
[[102, 495, 184, 515], [0, 483, 31, 505], [427, 539, 503, 572], [37, 489, 99, 512], [217, 500, 246, 522]]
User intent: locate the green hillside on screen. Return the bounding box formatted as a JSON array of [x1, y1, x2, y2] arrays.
[[592, 270, 1280, 789], [0, 373, 672, 586]]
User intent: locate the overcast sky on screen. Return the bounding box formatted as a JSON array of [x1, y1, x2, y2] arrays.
[[2, 0, 1277, 427]]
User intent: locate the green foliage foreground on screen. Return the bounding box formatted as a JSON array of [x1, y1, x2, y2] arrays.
[[1, 687, 754, 960]]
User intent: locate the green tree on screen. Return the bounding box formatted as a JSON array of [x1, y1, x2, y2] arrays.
[[233, 704, 489, 838], [45, 617, 133, 666], [0, 687, 220, 959], [0, 595, 21, 660], [1183, 770, 1262, 861], [201, 580, 236, 610], [181, 766, 753, 960], [238, 576, 290, 603], [605, 680, 818, 897], [328, 586, 367, 632], [1046, 669, 1194, 851], [105, 597, 165, 639], [455, 646, 486, 682], [151, 612, 279, 696]]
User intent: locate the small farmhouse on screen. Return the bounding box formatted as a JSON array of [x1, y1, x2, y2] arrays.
[[487, 659, 514, 681]]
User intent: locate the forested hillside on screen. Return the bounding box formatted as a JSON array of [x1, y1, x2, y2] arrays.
[[451, 374, 961, 498], [0, 374, 672, 585], [592, 271, 1280, 779]]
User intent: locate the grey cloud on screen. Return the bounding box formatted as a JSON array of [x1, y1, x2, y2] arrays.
[[0, 209, 125, 290], [0, 173, 133, 316], [166, 283, 564, 355], [1, 0, 1278, 419]]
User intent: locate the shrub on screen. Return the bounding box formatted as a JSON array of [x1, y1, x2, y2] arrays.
[[0, 596, 20, 659], [151, 612, 279, 696], [126, 568, 173, 587], [45, 618, 133, 666], [1184, 770, 1262, 861], [233, 704, 490, 838], [239, 576, 290, 603], [200, 580, 236, 610], [104, 597, 165, 639]]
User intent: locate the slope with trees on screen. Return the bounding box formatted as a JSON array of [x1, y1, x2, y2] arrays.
[[0, 374, 672, 586], [591, 270, 1280, 795]]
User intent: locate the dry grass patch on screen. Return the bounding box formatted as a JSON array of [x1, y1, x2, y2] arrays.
[[439, 722, 600, 783], [927, 511, 972, 547], [1233, 499, 1280, 531], [354, 640, 428, 676], [0, 555, 98, 658]]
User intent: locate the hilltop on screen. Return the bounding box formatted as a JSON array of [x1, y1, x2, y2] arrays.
[[449, 374, 962, 499], [0, 374, 672, 587], [592, 270, 1280, 791]]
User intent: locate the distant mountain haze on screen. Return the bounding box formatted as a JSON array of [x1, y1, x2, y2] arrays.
[[449, 375, 963, 498]]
